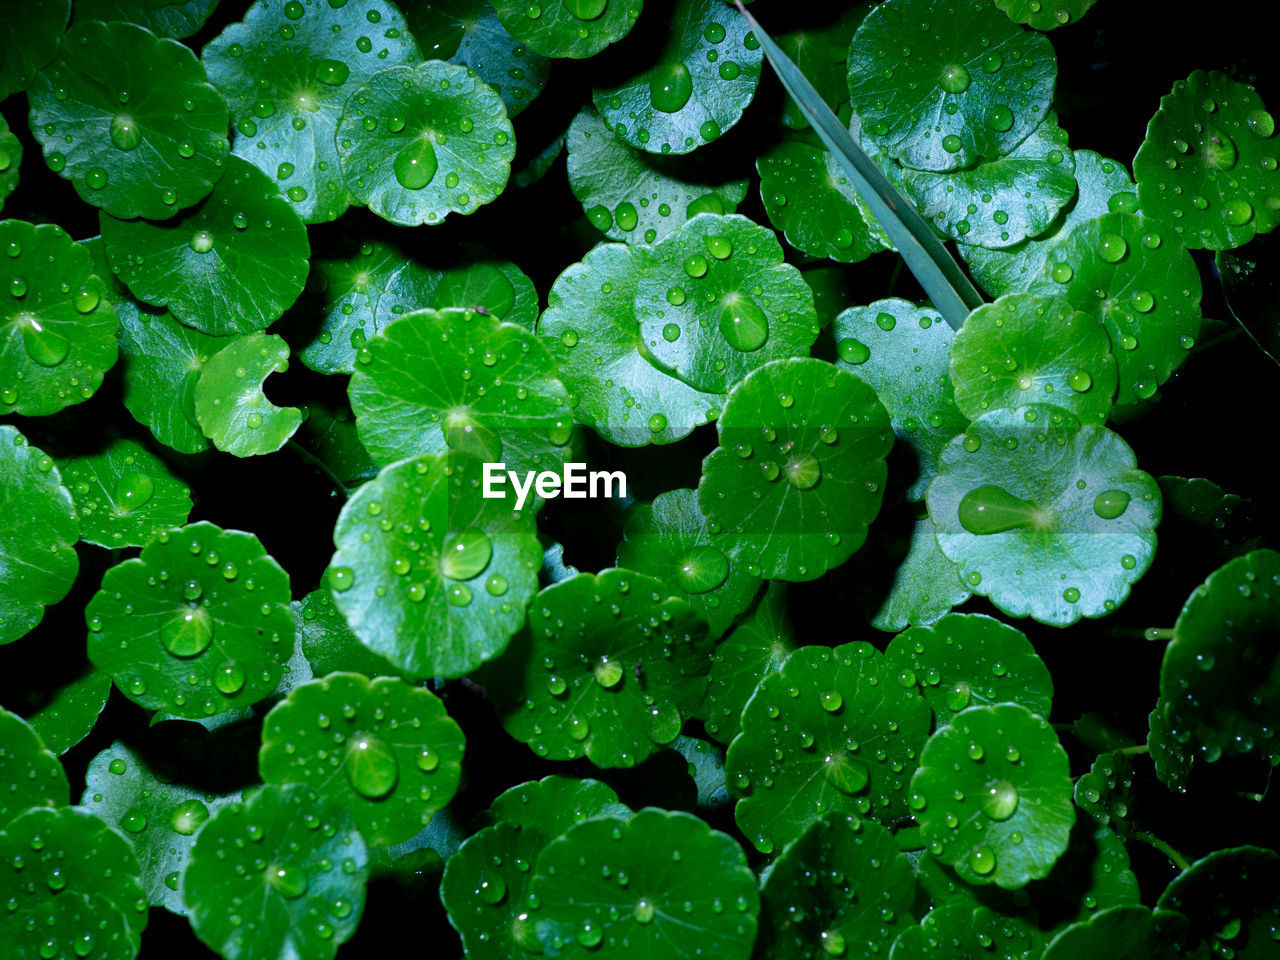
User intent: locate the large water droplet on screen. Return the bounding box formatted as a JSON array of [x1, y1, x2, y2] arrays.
[[115, 472, 154, 510], [441, 529, 493, 580], [344, 734, 399, 799], [982, 780, 1019, 820], [215, 662, 246, 696], [939, 63, 971, 94], [823, 754, 869, 795], [394, 138, 438, 190], [170, 799, 210, 836], [838, 338, 870, 365], [784, 453, 821, 490], [674, 545, 729, 594], [821, 930, 847, 956], [109, 115, 142, 151], [21, 320, 70, 367], [160, 606, 214, 657], [718, 293, 768, 351], [633, 897, 656, 924], [958, 485, 1042, 535], [594, 659, 624, 689], [315, 59, 350, 86], [564, 0, 607, 19], [1200, 127, 1238, 170], [1092, 489, 1131, 520], [649, 62, 693, 113], [267, 864, 309, 899]]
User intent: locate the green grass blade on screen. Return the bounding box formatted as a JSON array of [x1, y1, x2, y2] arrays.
[[735, 1, 984, 330]]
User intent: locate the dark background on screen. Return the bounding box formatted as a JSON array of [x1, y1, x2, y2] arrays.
[[2, 0, 1279, 956]]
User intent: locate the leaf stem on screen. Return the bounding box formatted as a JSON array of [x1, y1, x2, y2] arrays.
[[287, 440, 351, 499], [1134, 830, 1191, 872], [1119, 744, 1149, 756], [1144, 628, 1175, 642]]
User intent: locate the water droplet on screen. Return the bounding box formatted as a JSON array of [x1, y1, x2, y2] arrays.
[[649, 62, 692, 113], [939, 63, 970, 94], [478, 870, 507, 904], [215, 662, 246, 696], [820, 690, 843, 713], [1247, 109, 1275, 139], [74, 287, 100, 313], [330, 566, 355, 592], [821, 929, 847, 956], [1051, 262, 1074, 283], [394, 138, 438, 190], [189, 231, 214, 254], [441, 529, 493, 580], [267, 864, 309, 899], [942, 134, 963, 153], [958, 485, 1041, 535], [315, 59, 350, 86], [121, 807, 147, 833], [1067, 369, 1092, 392], [21, 321, 70, 367], [982, 780, 1018, 820], [783, 453, 821, 490], [1092, 489, 1130, 520], [564, 0, 607, 18], [109, 115, 142, 151], [986, 106, 1014, 132], [718, 294, 768, 351], [344, 734, 399, 799], [968, 845, 996, 875], [594, 659, 624, 689], [823, 754, 869, 795], [170, 799, 210, 836], [838, 338, 870, 364], [284, 0, 304, 17], [1098, 233, 1127, 263], [1223, 198, 1254, 226], [615, 201, 638, 231], [160, 607, 214, 657]]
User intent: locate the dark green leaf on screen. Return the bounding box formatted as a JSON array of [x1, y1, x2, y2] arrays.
[[0, 707, 68, 829], [57, 438, 193, 549], [491, 0, 642, 59]]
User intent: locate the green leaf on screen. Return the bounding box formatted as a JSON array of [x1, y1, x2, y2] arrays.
[[483, 568, 712, 767], [757, 816, 914, 959], [885, 613, 1054, 727], [857, 511, 973, 631], [699, 358, 893, 581], [57, 438, 193, 549], [831, 298, 968, 501], [406, 0, 551, 117], [337, 60, 516, 226], [1155, 548, 1280, 770], [71, 0, 223, 40], [1155, 846, 1280, 956], [592, 0, 762, 155], [912, 702, 1074, 889], [1024, 212, 1202, 404], [1218, 229, 1280, 363], [1041, 905, 1192, 960], [927, 406, 1161, 626], [0, 115, 22, 212], [0, 426, 80, 646], [616, 487, 762, 639], [995, 0, 1098, 31], [202, 0, 422, 224], [0, 221, 119, 417], [849, 0, 1056, 173], [1134, 70, 1280, 251], [85, 521, 295, 718], [28, 21, 230, 220], [757, 137, 892, 263], [328, 453, 542, 679], [81, 741, 240, 915], [491, 0, 642, 59], [568, 108, 748, 244], [537, 242, 724, 447], [886, 114, 1076, 248], [672, 735, 729, 810], [25, 666, 111, 756], [0, 0, 68, 100], [101, 156, 310, 335], [1146, 704, 1192, 795], [725, 642, 932, 853], [696, 581, 793, 744], [349, 307, 572, 475], [294, 587, 404, 679], [524, 807, 759, 958], [0, 806, 147, 959], [950, 293, 1118, 426], [193, 332, 302, 456], [637, 213, 818, 394], [774, 6, 869, 130], [960, 150, 1138, 297], [184, 783, 368, 960], [260, 673, 465, 845], [0, 707, 68, 829], [722, 4, 987, 330], [1073, 750, 1133, 835], [891, 902, 1036, 960], [442, 776, 630, 959]]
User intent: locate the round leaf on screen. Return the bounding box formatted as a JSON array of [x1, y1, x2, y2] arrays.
[[592, 0, 761, 155], [927, 406, 1161, 626], [725, 642, 933, 853], [537, 242, 724, 447], [774, 6, 869, 129], [184, 783, 368, 960], [1073, 750, 1133, 835], [491, 0, 642, 59], [260, 674, 465, 846], [950, 293, 1118, 426], [0, 115, 21, 212], [995, 0, 1098, 31], [758, 816, 915, 960], [0, 426, 79, 645], [85, 521, 295, 717], [408, 0, 551, 116], [1134, 70, 1280, 251], [832, 298, 968, 501], [483, 568, 712, 767], [857, 511, 973, 631], [617, 487, 762, 639], [886, 613, 1054, 727], [295, 587, 404, 679], [697, 582, 794, 744], [337, 60, 515, 227], [57, 438, 193, 549], [961, 150, 1138, 297], [1156, 548, 1280, 769], [194, 333, 303, 457], [891, 902, 1036, 960], [81, 741, 240, 915], [101, 156, 310, 335], [328, 453, 542, 679], [202, 0, 421, 224], [699, 358, 893, 581], [71, 0, 223, 40], [758, 137, 891, 263], [887, 115, 1076, 248], [568, 108, 748, 244], [0, 0, 68, 100], [1024, 211, 1202, 403], [28, 20, 230, 220], [1042, 905, 1192, 960], [0, 708, 68, 829], [0, 221, 118, 418], [26, 666, 111, 756], [1155, 846, 1280, 956], [489, 774, 630, 832], [848, 0, 1057, 172], [912, 702, 1074, 889], [637, 213, 819, 395], [525, 808, 759, 958], [349, 307, 572, 475], [0, 806, 146, 959]]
